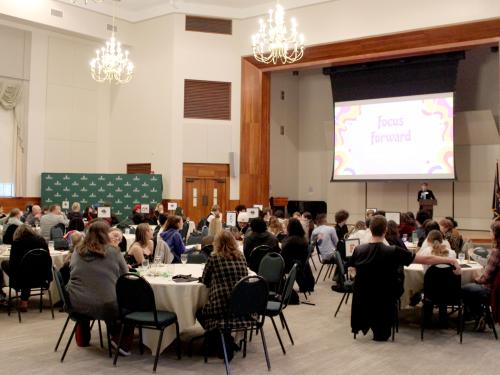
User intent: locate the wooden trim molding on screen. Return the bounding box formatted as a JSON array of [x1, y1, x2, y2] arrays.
[[239, 18, 500, 206], [240, 59, 270, 207], [0, 197, 41, 214]]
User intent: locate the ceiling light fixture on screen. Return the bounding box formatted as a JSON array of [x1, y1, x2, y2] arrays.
[[251, 1, 305, 65], [89, 1, 134, 84]]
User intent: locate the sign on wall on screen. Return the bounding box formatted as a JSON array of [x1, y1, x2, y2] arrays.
[[41, 173, 163, 220]]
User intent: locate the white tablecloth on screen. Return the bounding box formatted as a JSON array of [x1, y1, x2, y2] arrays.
[[140, 264, 209, 354], [401, 262, 484, 307], [0, 245, 68, 303]]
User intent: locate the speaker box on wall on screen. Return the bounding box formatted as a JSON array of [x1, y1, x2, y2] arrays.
[[229, 152, 237, 177]]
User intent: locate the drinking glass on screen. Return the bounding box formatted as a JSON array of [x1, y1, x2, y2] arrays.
[[402, 234, 408, 242], [142, 259, 150, 269], [458, 252, 465, 263], [48, 240, 54, 250], [180, 254, 188, 264]]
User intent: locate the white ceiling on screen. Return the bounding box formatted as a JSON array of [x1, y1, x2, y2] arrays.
[[60, 0, 335, 22]]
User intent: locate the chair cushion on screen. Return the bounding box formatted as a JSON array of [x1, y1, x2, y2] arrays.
[[124, 310, 177, 326], [266, 300, 281, 315]]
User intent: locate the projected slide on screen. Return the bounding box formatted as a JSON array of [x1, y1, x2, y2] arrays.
[[333, 93, 454, 180]]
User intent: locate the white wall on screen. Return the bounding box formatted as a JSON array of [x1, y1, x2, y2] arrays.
[[269, 72, 300, 199], [270, 47, 500, 229]]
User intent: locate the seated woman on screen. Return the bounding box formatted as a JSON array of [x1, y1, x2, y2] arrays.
[[462, 221, 500, 328], [418, 230, 456, 271], [268, 216, 284, 237], [197, 231, 248, 360], [281, 218, 315, 293], [243, 217, 280, 263], [418, 220, 452, 252], [160, 215, 185, 263], [2, 208, 24, 244], [335, 209, 350, 241], [126, 223, 154, 266], [0, 224, 49, 312], [202, 217, 223, 247], [67, 202, 83, 221], [66, 221, 132, 351], [439, 218, 462, 252], [398, 212, 417, 238], [385, 220, 408, 250]]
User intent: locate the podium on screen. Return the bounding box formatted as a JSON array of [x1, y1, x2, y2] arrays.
[[419, 199, 437, 218]]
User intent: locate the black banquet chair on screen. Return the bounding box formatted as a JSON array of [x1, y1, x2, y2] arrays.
[[53, 267, 111, 362], [248, 245, 273, 273], [258, 252, 285, 297], [211, 275, 271, 375], [113, 273, 181, 373], [421, 264, 464, 342], [7, 248, 54, 323], [331, 250, 353, 318], [265, 263, 298, 355], [187, 252, 208, 264]]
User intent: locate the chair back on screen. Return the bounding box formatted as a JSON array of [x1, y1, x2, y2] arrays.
[[279, 263, 298, 310], [116, 273, 158, 323], [2, 224, 18, 245], [276, 233, 287, 243], [186, 231, 203, 245], [53, 267, 71, 312], [50, 224, 65, 240], [249, 245, 273, 272], [187, 252, 208, 264], [332, 251, 347, 287], [473, 247, 489, 258], [201, 244, 213, 257], [258, 252, 285, 285], [180, 220, 189, 241], [423, 264, 461, 306], [229, 275, 268, 317], [18, 248, 53, 289]]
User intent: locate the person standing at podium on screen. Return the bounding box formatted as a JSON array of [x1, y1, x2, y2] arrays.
[[417, 182, 436, 210]]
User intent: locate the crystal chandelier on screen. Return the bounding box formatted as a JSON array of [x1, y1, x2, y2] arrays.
[[251, 2, 305, 65], [89, 2, 134, 84]]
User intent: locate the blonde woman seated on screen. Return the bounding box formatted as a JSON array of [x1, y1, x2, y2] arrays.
[[418, 230, 456, 272], [126, 223, 153, 266], [202, 217, 223, 247], [268, 216, 284, 237]]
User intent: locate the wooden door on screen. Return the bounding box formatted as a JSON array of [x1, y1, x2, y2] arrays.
[[183, 163, 229, 223], [205, 178, 227, 214], [183, 177, 206, 224]]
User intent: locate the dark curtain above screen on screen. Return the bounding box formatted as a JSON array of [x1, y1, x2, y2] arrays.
[[323, 52, 464, 182]]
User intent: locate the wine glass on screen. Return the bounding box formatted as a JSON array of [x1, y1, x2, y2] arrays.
[[180, 254, 188, 264]]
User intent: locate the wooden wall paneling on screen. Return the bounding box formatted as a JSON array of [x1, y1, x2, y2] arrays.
[[184, 79, 231, 120], [0, 197, 41, 214], [126, 163, 152, 174], [244, 18, 500, 72], [238, 18, 500, 206], [239, 59, 271, 207]]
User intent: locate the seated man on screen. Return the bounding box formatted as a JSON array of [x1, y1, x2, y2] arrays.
[[349, 215, 460, 341], [39, 204, 69, 242], [310, 213, 338, 262]]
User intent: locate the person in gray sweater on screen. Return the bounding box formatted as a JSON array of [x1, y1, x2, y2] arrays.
[[67, 221, 132, 352], [310, 213, 338, 261], [39, 205, 69, 241]]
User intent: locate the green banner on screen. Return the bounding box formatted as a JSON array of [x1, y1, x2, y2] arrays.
[[41, 173, 163, 220]]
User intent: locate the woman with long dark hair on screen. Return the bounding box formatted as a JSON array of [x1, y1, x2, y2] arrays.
[[126, 223, 154, 265], [67, 221, 131, 352]]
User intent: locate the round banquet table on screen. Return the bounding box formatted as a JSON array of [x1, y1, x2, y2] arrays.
[[401, 262, 484, 308], [139, 264, 209, 355], [0, 244, 68, 303]]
